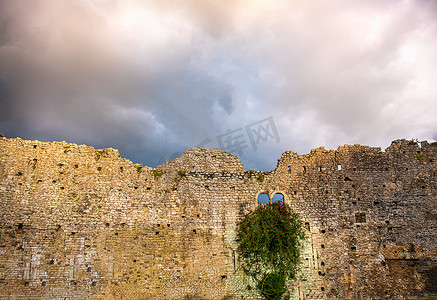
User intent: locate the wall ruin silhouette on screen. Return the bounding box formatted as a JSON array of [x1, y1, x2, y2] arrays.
[[0, 136, 436, 299]]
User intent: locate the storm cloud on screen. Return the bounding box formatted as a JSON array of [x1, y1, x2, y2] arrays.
[[1, 0, 437, 170]]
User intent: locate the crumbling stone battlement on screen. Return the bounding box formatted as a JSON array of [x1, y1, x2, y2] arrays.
[[0, 136, 436, 299]]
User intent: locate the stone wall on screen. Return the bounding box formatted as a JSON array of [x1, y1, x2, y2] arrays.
[[0, 136, 436, 299]]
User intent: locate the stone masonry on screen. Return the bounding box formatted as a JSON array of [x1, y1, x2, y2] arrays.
[[0, 136, 436, 299]]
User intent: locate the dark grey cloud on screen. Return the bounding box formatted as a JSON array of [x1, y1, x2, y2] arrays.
[[1, 0, 437, 170]]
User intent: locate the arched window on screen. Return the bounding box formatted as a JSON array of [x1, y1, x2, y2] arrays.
[[272, 193, 284, 203], [257, 193, 270, 205]]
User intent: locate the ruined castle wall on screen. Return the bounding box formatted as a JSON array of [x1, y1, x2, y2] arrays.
[[275, 140, 437, 298], [0, 136, 436, 299], [0, 138, 263, 299]]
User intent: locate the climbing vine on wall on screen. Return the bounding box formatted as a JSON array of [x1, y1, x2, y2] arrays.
[[236, 202, 305, 299]]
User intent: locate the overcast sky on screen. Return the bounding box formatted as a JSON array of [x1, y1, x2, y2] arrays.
[[1, 0, 437, 170]]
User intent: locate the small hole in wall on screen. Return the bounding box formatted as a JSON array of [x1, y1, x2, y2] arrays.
[[134, 186, 138, 190], [49, 259, 55, 264], [105, 223, 110, 227], [374, 201, 379, 205], [321, 229, 326, 233], [406, 168, 408, 171], [157, 224, 160, 227], [221, 275, 227, 279], [42, 281, 46, 286], [182, 216, 185, 218], [321, 287, 325, 291], [97, 167, 102, 171], [352, 201, 356, 205], [59, 163, 64, 167], [37, 180, 42, 183], [355, 213, 366, 223], [74, 164, 78, 168], [288, 166, 291, 172], [294, 191, 297, 195], [146, 187, 151, 190], [155, 232, 159, 235], [193, 229, 197, 234], [167, 224, 170, 227], [302, 166, 306, 172], [91, 281, 97, 286], [120, 167, 123, 171], [60, 187, 64, 190], [318, 166, 322, 171], [321, 244, 325, 249], [87, 266, 92, 272], [353, 167, 357, 171], [305, 222, 310, 231], [351, 246, 356, 250], [52, 180, 57, 183], [197, 214, 200, 218], [24, 282, 29, 286], [321, 261, 325, 266], [33, 145, 37, 149], [18, 223, 23, 230]]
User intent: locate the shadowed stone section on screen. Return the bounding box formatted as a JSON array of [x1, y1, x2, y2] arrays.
[[0, 137, 436, 299]]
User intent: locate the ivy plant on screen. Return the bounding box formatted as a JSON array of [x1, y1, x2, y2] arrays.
[[236, 202, 305, 299]]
